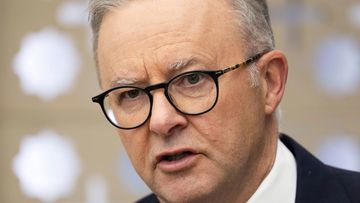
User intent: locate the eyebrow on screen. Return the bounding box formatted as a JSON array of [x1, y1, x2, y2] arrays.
[[109, 57, 200, 88], [110, 78, 139, 88], [167, 57, 198, 73]]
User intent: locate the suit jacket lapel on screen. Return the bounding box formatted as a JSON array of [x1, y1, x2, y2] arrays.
[[280, 134, 350, 203]]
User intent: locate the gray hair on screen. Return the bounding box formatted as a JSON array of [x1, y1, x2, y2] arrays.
[[88, 0, 275, 87], [230, 0, 274, 87]]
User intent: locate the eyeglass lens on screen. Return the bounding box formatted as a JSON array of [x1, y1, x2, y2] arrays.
[[102, 72, 218, 129]]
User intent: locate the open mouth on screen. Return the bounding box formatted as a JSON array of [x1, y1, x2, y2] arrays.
[[161, 151, 194, 162], [156, 149, 199, 172]]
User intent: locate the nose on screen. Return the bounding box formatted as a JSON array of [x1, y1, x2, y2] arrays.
[[149, 91, 188, 136]]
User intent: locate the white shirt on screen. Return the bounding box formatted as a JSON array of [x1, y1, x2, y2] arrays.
[[247, 140, 297, 203]]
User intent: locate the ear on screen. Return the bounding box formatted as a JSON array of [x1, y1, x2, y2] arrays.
[[257, 50, 288, 115]]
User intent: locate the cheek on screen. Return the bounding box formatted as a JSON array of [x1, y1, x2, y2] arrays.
[[189, 82, 264, 156], [189, 108, 244, 156], [189, 112, 251, 183], [218, 78, 264, 129], [117, 128, 150, 177]]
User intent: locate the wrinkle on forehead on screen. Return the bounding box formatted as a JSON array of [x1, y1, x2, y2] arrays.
[[98, 0, 235, 56]]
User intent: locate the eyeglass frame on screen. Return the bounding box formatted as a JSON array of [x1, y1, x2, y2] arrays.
[[92, 50, 269, 129]]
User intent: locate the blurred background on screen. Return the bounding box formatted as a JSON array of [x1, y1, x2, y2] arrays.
[[0, 0, 359, 202]]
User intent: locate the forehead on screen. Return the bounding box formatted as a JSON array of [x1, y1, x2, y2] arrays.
[[97, 0, 243, 87], [98, 0, 234, 45]]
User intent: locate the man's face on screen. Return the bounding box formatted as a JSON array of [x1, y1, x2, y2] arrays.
[[97, 0, 271, 202]]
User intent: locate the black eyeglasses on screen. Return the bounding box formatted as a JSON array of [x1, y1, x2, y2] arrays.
[[92, 51, 267, 129]]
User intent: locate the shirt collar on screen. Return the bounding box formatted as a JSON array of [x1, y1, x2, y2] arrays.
[[247, 139, 297, 203]]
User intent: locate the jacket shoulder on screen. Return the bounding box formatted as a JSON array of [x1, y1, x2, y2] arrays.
[[280, 134, 360, 203], [136, 194, 159, 203], [330, 166, 360, 203]]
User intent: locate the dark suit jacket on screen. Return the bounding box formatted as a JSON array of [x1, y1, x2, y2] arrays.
[[137, 134, 360, 203]]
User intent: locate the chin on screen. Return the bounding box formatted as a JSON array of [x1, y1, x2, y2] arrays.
[[157, 189, 209, 203], [152, 172, 222, 203]]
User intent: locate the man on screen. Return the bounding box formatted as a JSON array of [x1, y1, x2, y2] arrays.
[[89, 0, 360, 202]]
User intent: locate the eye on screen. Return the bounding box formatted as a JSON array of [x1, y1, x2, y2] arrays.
[[171, 72, 207, 89], [122, 89, 141, 99], [108, 88, 147, 109], [186, 73, 201, 85]]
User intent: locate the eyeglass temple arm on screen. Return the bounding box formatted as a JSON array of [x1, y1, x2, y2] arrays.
[[219, 51, 268, 74]]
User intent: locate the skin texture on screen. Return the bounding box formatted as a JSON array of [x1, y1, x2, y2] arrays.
[[97, 0, 288, 202]]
